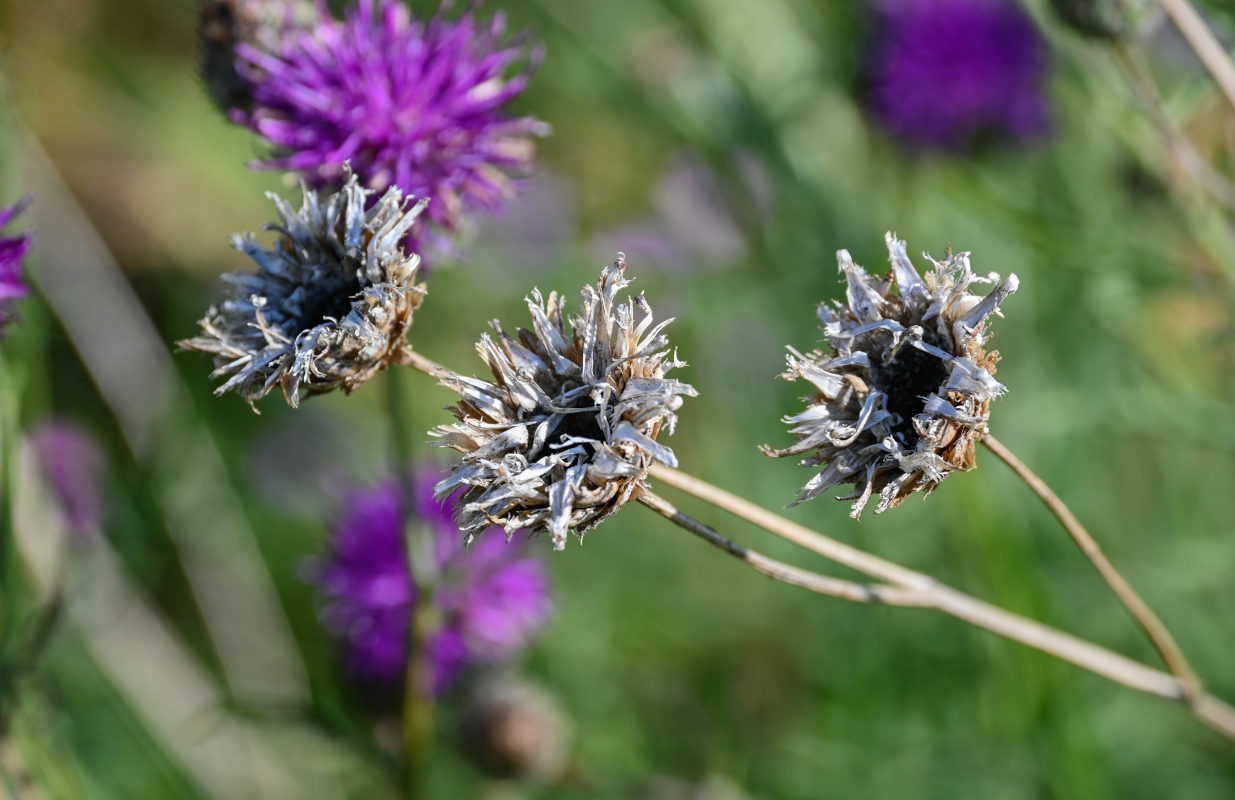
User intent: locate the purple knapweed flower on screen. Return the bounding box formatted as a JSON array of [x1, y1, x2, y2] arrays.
[[31, 420, 108, 539], [0, 197, 32, 329], [313, 470, 553, 691], [863, 0, 1050, 152], [233, 0, 549, 258]]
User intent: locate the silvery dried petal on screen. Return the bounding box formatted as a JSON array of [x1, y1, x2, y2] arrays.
[[763, 233, 1018, 517], [180, 169, 426, 408], [432, 256, 697, 550]]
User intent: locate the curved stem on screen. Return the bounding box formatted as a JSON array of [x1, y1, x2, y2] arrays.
[[637, 492, 932, 607], [644, 464, 1235, 741], [981, 434, 1202, 701]]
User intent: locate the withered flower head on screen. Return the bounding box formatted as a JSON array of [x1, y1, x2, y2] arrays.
[[180, 169, 426, 408], [763, 233, 1018, 517], [432, 256, 697, 550]]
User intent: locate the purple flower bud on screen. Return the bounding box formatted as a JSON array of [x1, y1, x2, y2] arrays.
[[31, 420, 107, 538]]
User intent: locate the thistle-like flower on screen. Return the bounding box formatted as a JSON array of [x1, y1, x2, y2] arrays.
[[312, 471, 553, 690], [763, 233, 1018, 517], [0, 197, 33, 330], [232, 0, 549, 258], [179, 170, 426, 408], [862, 0, 1050, 152], [432, 256, 697, 550]]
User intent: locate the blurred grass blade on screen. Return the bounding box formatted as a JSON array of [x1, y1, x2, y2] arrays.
[[17, 131, 308, 710], [11, 442, 323, 799]]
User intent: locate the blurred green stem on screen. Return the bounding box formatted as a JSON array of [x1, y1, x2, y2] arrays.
[[981, 434, 1202, 701], [1111, 40, 1235, 215], [385, 368, 436, 798], [0, 351, 17, 656]]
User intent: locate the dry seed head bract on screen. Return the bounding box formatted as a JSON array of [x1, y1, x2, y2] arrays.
[[763, 233, 1018, 516], [180, 169, 426, 408], [432, 256, 697, 550]]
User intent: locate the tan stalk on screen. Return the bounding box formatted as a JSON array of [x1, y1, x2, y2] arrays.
[[643, 463, 1235, 741], [981, 434, 1201, 700], [1158, 0, 1235, 114]]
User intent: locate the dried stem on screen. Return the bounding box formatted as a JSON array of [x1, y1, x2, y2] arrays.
[[981, 434, 1202, 700], [394, 346, 451, 379], [637, 492, 932, 606], [1158, 0, 1235, 114], [644, 463, 1235, 741]]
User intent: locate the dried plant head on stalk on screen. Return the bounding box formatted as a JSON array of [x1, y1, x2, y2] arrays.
[[432, 256, 697, 550], [763, 233, 1018, 517], [179, 169, 427, 408]]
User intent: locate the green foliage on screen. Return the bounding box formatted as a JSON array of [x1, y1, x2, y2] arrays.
[[2, 0, 1235, 797]]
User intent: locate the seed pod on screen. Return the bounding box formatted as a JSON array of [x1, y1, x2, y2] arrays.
[[180, 169, 426, 408], [764, 233, 1018, 517], [432, 257, 697, 549]]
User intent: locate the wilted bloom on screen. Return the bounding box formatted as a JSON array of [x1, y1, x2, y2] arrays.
[[198, 0, 320, 112], [0, 197, 32, 330], [31, 420, 107, 538], [313, 471, 553, 689], [460, 673, 571, 781], [432, 256, 697, 550], [179, 169, 427, 408], [863, 0, 1049, 152], [232, 0, 549, 258], [763, 233, 1018, 517]]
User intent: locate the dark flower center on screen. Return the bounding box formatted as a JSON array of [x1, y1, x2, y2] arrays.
[[283, 267, 362, 334], [548, 383, 608, 444], [878, 341, 950, 445]]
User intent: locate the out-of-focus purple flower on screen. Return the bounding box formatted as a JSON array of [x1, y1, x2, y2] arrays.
[[31, 420, 107, 538], [313, 470, 552, 691], [0, 197, 32, 329], [232, 0, 549, 258], [863, 0, 1050, 152]]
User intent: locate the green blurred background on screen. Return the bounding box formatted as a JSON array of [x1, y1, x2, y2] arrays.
[[2, 0, 1235, 797]]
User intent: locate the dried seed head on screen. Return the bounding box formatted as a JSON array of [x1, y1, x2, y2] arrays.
[[763, 233, 1018, 517], [180, 169, 426, 408], [432, 256, 697, 550]]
